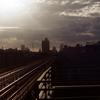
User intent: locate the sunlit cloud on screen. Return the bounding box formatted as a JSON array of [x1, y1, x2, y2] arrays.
[[47, 1, 59, 5], [61, 0, 69, 5], [0, 27, 22, 32], [82, 1, 91, 5], [0, 27, 21, 30], [59, 11, 79, 17], [71, 0, 91, 5], [71, 0, 81, 4], [59, 1, 100, 17], [33, 0, 45, 3], [80, 33, 95, 37]]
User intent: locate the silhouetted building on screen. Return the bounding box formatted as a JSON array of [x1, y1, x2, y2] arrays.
[[52, 46, 57, 53], [42, 38, 50, 53], [96, 41, 100, 46], [20, 45, 30, 51], [21, 45, 26, 51], [38, 48, 42, 53], [59, 44, 64, 52], [76, 44, 81, 48]]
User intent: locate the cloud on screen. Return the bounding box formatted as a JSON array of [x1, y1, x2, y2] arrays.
[[0, 26, 21, 30], [59, 0, 100, 17], [0, 0, 100, 48], [61, 0, 69, 5], [79, 32, 95, 37], [71, 0, 81, 4], [0, 37, 24, 48]]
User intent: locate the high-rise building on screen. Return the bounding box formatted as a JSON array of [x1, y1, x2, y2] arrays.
[[42, 38, 50, 53]]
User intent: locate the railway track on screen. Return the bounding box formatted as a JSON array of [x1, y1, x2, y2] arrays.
[[0, 58, 54, 100], [0, 59, 48, 90]]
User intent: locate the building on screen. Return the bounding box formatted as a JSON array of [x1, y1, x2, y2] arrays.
[[52, 46, 57, 53], [59, 44, 64, 52], [21, 45, 26, 51], [20, 44, 30, 51], [42, 38, 50, 53]]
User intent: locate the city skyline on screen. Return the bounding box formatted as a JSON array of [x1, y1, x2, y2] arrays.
[[0, 0, 100, 49]]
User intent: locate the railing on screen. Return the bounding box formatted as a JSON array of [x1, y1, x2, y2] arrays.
[[53, 85, 100, 100], [34, 67, 54, 100], [34, 66, 100, 100]]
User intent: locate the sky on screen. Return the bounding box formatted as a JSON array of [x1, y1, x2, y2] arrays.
[[0, 0, 100, 50]]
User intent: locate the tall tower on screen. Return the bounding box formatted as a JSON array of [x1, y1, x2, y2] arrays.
[[42, 38, 50, 53]]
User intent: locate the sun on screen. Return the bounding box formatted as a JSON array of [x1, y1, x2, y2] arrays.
[[0, 0, 27, 16], [0, 0, 40, 23], [0, 0, 24, 12]]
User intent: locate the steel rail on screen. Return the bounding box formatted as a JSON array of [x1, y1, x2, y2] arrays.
[[0, 59, 53, 100], [0, 59, 48, 90]]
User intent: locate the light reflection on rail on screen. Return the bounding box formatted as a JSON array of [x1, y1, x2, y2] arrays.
[[0, 58, 54, 100]]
